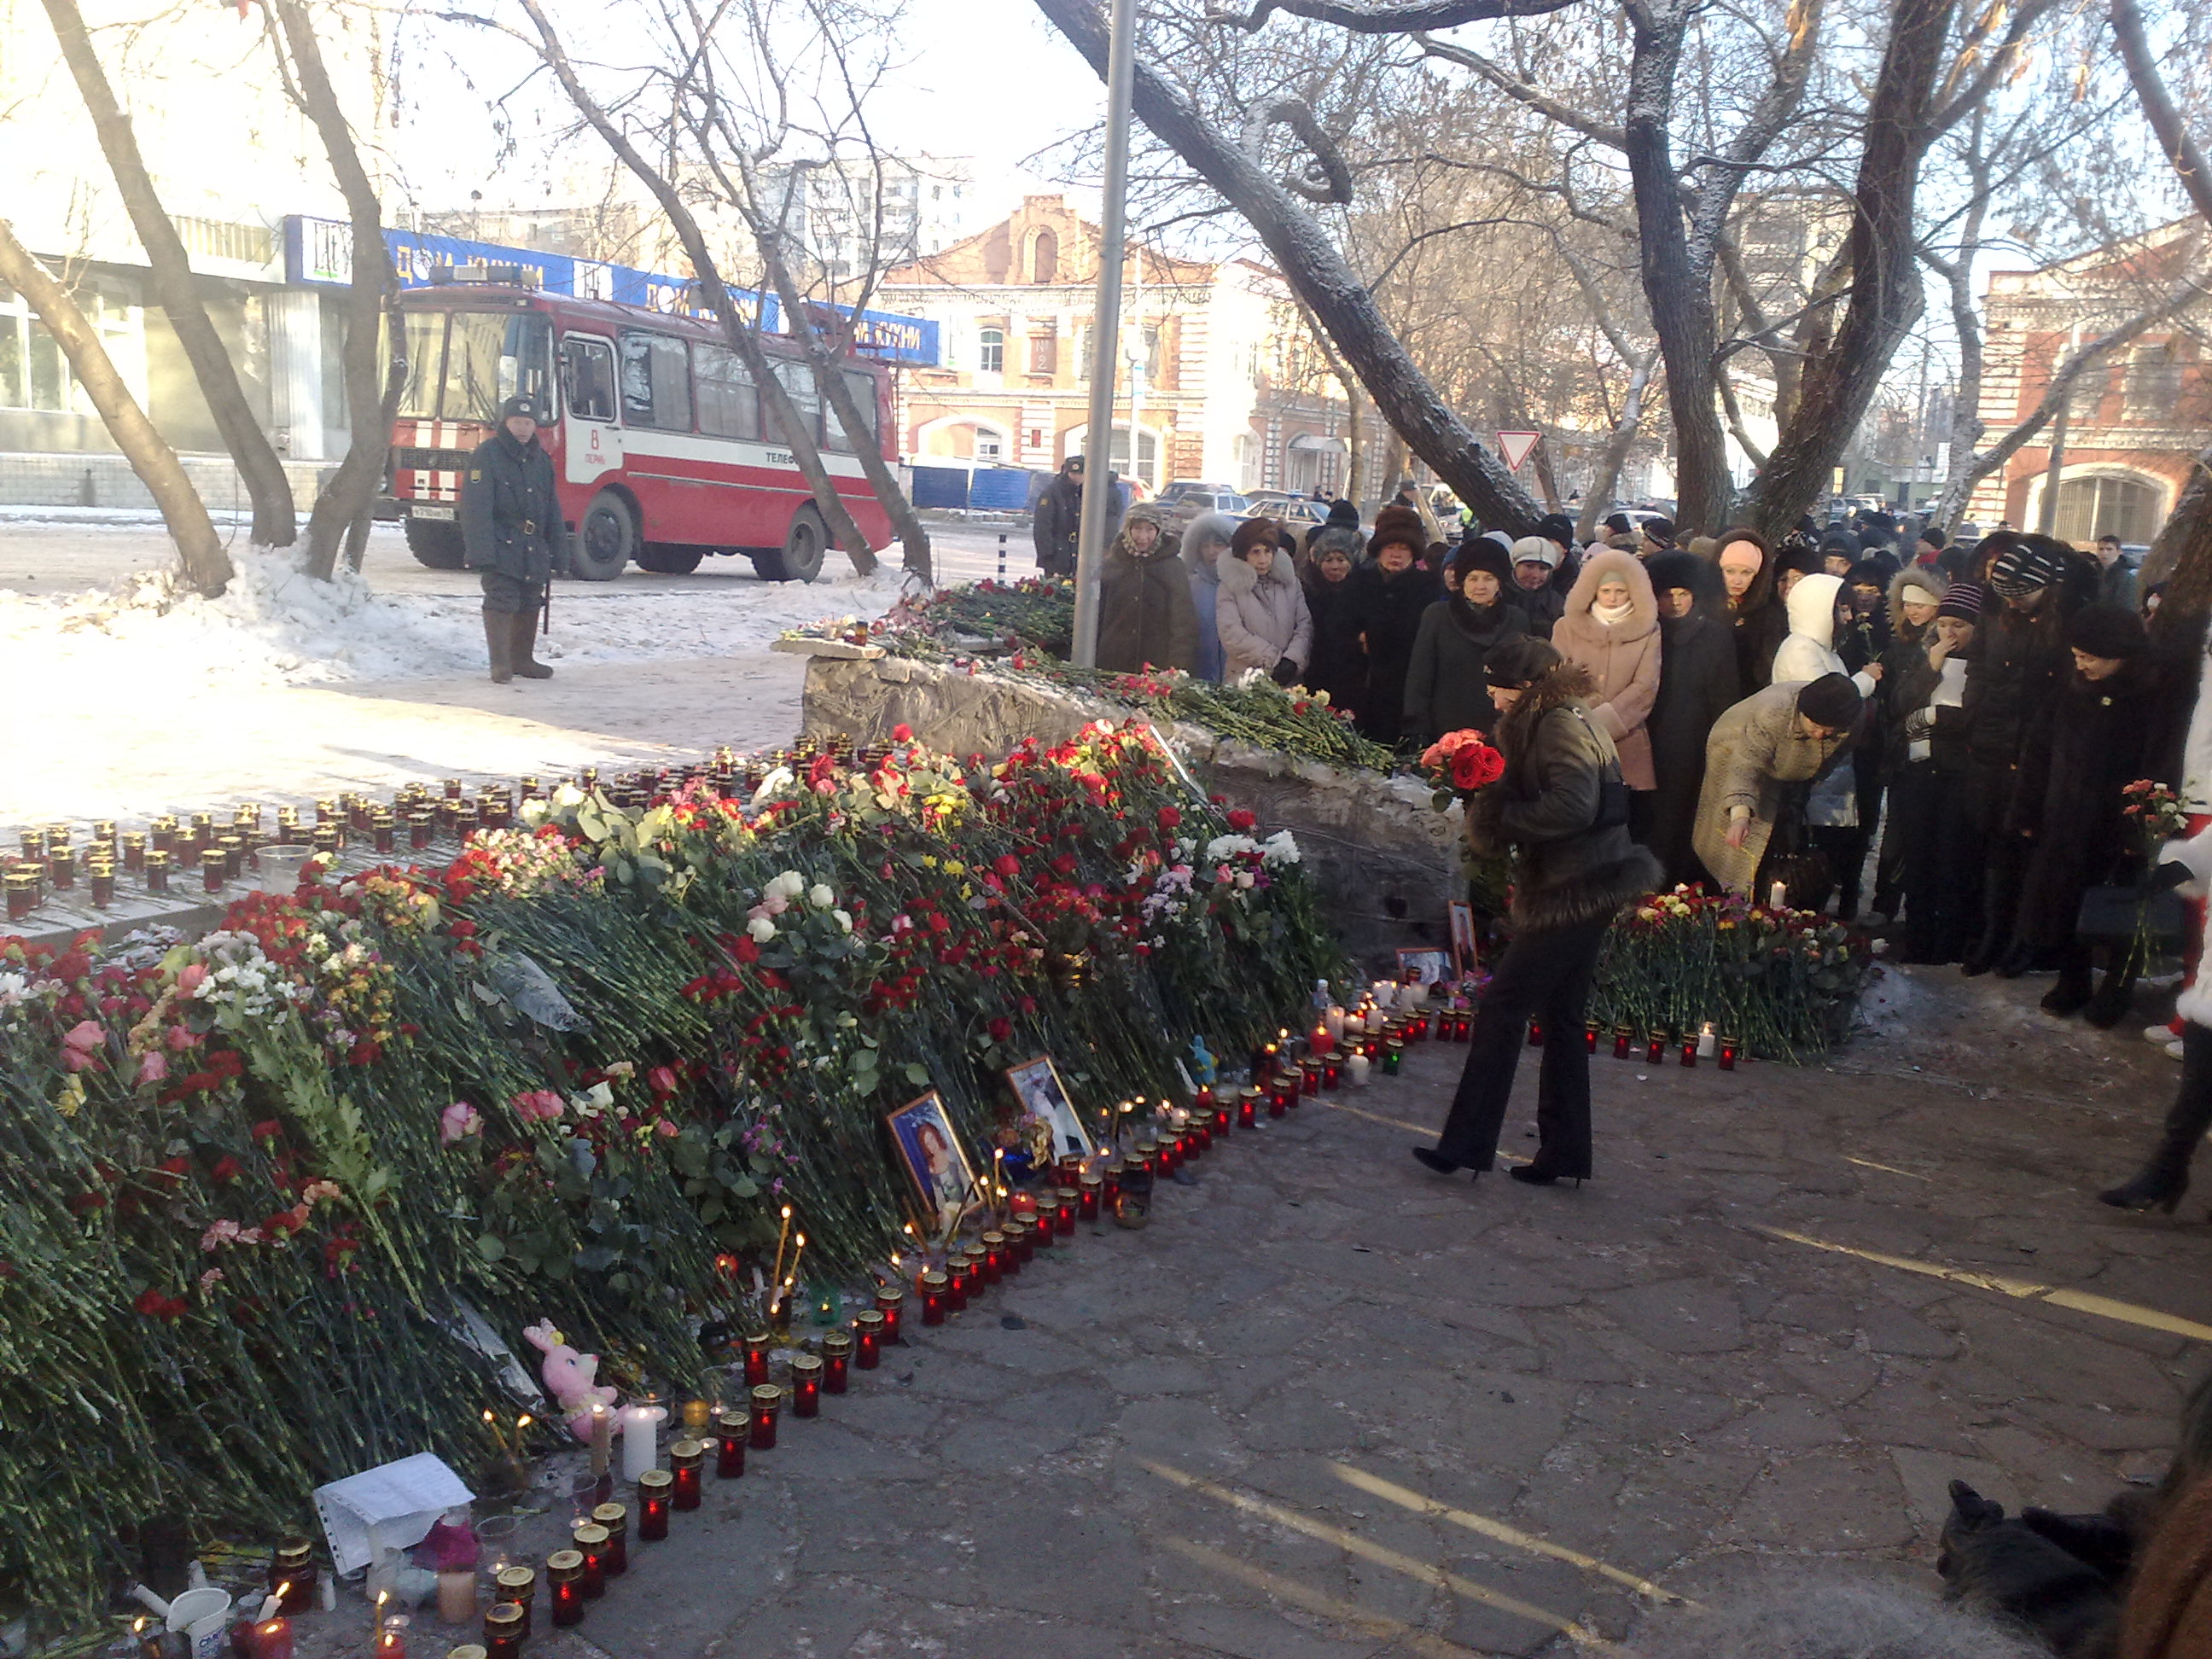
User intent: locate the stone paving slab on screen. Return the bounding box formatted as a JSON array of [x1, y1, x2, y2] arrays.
[[279, 961, 2212, 1658]]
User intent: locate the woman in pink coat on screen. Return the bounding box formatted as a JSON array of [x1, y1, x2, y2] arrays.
[[1550, 546, 1662, 795]]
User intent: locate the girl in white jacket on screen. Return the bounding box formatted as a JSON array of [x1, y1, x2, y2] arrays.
[[1770, 573, 1884, 917]]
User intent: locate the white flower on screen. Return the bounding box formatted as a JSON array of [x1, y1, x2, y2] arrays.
[[1260, 830, 1302, 866], [807, 882, 835, 910], [1235, 871, 1255, 889], [767, 870, 806, 900], [747, 916, 777, 943], [1205, 834, 1260, 862], [832, 910, 853, 933]]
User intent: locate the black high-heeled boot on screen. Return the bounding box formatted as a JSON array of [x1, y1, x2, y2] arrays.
[[2099, 1151, 2190, 1214], [2083, 951, 2139, 1030], [1508, 1163, 1585, 1188]]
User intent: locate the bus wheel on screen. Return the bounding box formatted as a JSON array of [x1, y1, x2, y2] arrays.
[[636, 544, 704, 575], [404, 516, 466, 569], [757, 506, 827, 584], [572, 492, 635, 581]]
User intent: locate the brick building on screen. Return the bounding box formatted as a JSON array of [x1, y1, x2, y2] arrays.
[[878, 195, 1349, 494], [1970, 221, 2210, 544]]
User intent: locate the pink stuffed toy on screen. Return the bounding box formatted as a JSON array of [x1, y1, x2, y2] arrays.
[[521, 1320, 619, 1441]]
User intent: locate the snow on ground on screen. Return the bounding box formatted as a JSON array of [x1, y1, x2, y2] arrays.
[[0, 517, 1014, 837]]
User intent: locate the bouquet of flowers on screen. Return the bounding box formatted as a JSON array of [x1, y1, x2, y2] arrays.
[[2122, 779, 2188, 849], [1418, 730, 1506, 807]]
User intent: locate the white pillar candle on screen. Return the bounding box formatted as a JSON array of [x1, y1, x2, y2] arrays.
[[588, 1402, 612, 1479], [1697, 1022, 1716, 1058], [1372, 981, 1395, 1011], [1348, 1053, 1371, 1088], [618, 1402, 666, 1481], [1769, 881, 1788, 911], [1324, 1004, 1345, 1043]]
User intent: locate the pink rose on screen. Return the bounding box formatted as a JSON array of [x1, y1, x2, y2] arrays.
[[176, 964, 207, 994], [654, 1119, 678, 1138], [165, 1024, 199, 1052], [136, 1051, 169, 1086], [510, 1089, 564, 1123], [440, 1101, 484, 1144]]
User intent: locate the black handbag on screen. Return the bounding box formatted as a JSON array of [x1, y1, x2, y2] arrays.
[[2076, 886, 2186, 943], [1759, 783, 1835, 913]]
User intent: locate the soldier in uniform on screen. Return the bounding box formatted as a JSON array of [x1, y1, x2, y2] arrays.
[[461, 394, 560, 684]]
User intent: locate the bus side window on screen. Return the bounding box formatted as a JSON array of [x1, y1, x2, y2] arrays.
[[562, 337, 616, 422], [620, 331, 692, 431], [695, 344, 760, 441]]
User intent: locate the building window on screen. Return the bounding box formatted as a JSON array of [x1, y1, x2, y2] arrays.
[[2054, 474, 2163, 547], [1031, 229, 1059, 284], [979, 327, 1003, 374], [1028, 328, 1057, 375], [2124, 341, 2183, 422], [0, 280, 133, 413]]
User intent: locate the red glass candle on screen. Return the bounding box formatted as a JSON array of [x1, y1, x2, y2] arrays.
[[1323, 1058, 1342, 1090], [748, 1384, 783, 1448], [1268, 1081, 1289, 1118], [1054, 1187, 1078, 1235], [376, 1614, 410, 1659], [1009, 1219, 1036, 1263], [545, 1553, 584, 1627], [1077, 1178, 1101, 1222], [790, 1353, 823, 1417], [875, 1286, 904, 1343], [919, 1269, 949, 1325], [570, 1526, 608, 1598], [1300, 1059, 1322, 1097], [854, 1310, 885, 1367], [1525, 1018, 1542, 1048], [1238, 1086, 1261, 1127], [492, 1569, 533, 1635], [715, 1411, 747, 1476], [1719, 1035, 1740, 1071], [1645, 1033, 1665, 1064], [637, 1470, 672, 1540], [822, 1330, 851, 1393], [980, 1231, 1007, 1281], [742, 1330, 772, 1387], [1214, 1099, 1232, 1132], [483, 1605, 523, 1659], [669, 1438, 704, 1508], [248, 1620, 292, 1659], [1585, 1021, 1599, 1053], [1613, 1025, 1633, 1059], [89, 861, 115, 908], [942, 1254, 969, 1313], [591, 1504, 627, 1574], [1679, 1038, 1697, 1068]]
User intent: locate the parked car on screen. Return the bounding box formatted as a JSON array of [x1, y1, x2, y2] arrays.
[[1156, 481, 1251, 530], [1247, 495, 1331, 530]]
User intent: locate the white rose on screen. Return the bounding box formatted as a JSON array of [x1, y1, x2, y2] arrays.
[[768, 870, 806, 900], [1236, 871, 1255, 889], [833, 910, 853, 933], [808, 882, 835, 910], [747, 916, 777, 943]]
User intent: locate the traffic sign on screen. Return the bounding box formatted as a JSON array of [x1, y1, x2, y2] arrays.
[[1496, 431, 1541, 473]]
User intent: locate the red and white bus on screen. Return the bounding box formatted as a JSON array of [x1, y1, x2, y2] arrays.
[[384, 284, 895, 582]]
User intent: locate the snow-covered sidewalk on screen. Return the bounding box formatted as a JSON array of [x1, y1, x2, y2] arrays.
[[0, 522, 912, 834]]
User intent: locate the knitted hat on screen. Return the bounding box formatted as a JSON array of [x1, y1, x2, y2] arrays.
[[1509, 535, 1560, 569], [1604, 512, 1633, 536], [1987, 538, 2073, 598], [1936, 584, 1983, 622], [1895, 568, 1945, 609], [1796, 674, 1864, 731], [1845, 558, 1892, 592], [1918, 525, 1947, 553], [1483, 637, 1563, 689], [1324, 498, 1359, 528], [1450, 537, 1514, 591], [2067, 602, 2147, 661], [1539, 512, 1577, 550]]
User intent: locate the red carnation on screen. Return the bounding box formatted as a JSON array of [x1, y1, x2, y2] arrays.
[[893, 724, 914, 742], [1226, 809, 1257, 832], [1156, 806, 1181, 830]]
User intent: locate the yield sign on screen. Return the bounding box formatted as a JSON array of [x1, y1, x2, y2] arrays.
[[1496, 431, 1541, 473]]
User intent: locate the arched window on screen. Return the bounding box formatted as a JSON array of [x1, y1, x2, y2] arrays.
[[1030, 230, 1059, 284], [978, 327, 1004, 375], [2053, 473, 2164, 546], [2124, 341, 2183, 422]]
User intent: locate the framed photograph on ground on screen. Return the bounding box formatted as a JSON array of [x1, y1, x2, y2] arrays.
[[1396, 946, 1451, 986], [1447, 900, 1479, 980], [885, 1091, 977, 1228], [1004, 1054, 1094, 1160]]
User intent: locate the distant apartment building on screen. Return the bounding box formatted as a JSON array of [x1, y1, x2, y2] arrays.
[[1970, 220, 2209, 543], [1, 0, 384, 486], [878, 195, 1348, 493], [755, 157, 981, 285]]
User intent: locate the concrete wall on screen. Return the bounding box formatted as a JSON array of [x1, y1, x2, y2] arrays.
[[0, 450, 335, 513]]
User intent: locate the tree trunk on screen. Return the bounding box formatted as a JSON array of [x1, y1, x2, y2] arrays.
[[508, 0, 877, 577], [1031, 0, 1545, 536], [1345, 378, 1365, 504], [270, 0, 398, 582], [2110, 0, 2212, 226], [1577, 349, 1657, 543], [1738, 0, 1959, 539], [40, 0, 295, 548], [2034, 403, 2068, 534], [2146, 444, 2212, 595], [1621, 0, 1733, 534], [0, 219, 230, 594]]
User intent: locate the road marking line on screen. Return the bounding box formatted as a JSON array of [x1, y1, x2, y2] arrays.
[[1755, 1225, 2212, 1341], [1160, 1536, 1482, 1657], [1138, 1458, 1613, 1647], [1329, 1463, 1695, 1606], [1842, 1155, 1930, 1180]]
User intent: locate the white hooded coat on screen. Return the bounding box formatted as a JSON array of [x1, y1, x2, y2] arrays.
[[1769, 572, 1874, 829]]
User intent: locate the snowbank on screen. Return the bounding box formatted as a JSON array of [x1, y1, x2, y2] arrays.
[[0, 547, 904, 696]]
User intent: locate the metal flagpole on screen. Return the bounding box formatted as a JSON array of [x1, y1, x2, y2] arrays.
[[1070, 0, 1138, 668]]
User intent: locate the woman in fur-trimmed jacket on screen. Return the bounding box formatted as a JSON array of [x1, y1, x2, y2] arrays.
[[1412, 638, 1662, 1189]]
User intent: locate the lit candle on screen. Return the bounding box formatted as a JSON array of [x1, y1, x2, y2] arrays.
[[545, 1552, 584, 1628], [587, 1402, 612, 1481], [618, 1399, 665, 1482], [669, 1438, 704, 1508], [591, 1504, 628, 1575], [854, 1310, 886, 1368], [1054, 1186, 1079, 1236], [1769, 880, 1788, 910], [1719, 1033, 1741, 1071], [1645, 1032, 1666, 1064], [483, 1604, 523, 1659], [1614, 1024, 1633, 1059], [822, 1330, 852, 1393], [249, 1620, 293, 1659], [681, 1397, 710, 1437], [716, 1410, 748, 1476], [1584, 1021, 1599, 1053], [790, 1354, 824, 1417], [874, 1285, 905, 1344], [492, 1570, 533, 1636], [1348, 1053, 1371, 1088], [637, 1470, 672, 1540], [1697, 1022, 1716, 1058], [375, 1612, 410, 1659], [1324, 1004, 1345, 1043], [1309, 1022, 1334, 1057], [919, 1269, 949, 1324], [748, 1383, 783, 1449], [1382, 1039, 1404, 1076], [1527, 1018, 1544, 1048], [1679, 1034, 1697, 1068], [1344, 1010, 1365, 1039], [569, 1526, 608, 1599]]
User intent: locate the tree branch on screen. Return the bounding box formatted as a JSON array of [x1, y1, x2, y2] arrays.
[[1208, 0, 1580, 35], [1413, 33, 1625, 148]]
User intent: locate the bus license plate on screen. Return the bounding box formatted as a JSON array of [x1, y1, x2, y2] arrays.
[[413, 505, 456, 521]]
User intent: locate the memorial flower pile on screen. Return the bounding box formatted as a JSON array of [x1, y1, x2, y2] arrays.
[[0, 723, 1342, 1633]]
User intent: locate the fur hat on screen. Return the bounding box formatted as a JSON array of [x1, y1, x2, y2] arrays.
[[1987, 536, 2073, 598], [1450, 536, 1515, 591], [1844, 558, 1891, 592], [1510, 535, 1561, 570], [1796, 673, 1864, 731], [1918, 525, 1947, 553], [1370, 504, 1425, 560], [2067, 601, 2146, 661], [1779, 537, 1830, 578], [1893, 568, 1945, 608], [1230, 517, 1281, 561], [1643, 550, 1709, 599], [1936, 584, 1983, 622]]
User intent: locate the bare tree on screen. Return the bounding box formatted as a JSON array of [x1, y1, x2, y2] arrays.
[[0, 221, 232, 595], [38, 0, 297, 548], [265, 0, 405, 580]]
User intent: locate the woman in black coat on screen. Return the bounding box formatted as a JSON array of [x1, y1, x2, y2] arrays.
[[2011, 603, 2156, 1024], [1711, 527, 1789, 691], [1352, 521, 1445, 745], [1301, 541, 1367, 720], [1400, 537, 1528, 744], [1641, 550, 1742, 888]]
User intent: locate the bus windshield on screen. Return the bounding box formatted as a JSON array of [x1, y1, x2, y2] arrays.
[[397, 309, 555, 423]]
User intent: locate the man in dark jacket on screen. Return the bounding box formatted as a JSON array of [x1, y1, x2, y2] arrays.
[[1032, 457, 1090, 578], [460, 394, 561, 684]]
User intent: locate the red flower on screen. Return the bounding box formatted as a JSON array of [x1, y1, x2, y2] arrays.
[[1225, 809, 1257, 832], [1156, 806, 1182, 830], [993, 854, 1022, 879], [988, 1016, 1012, 1041], [211, 1156, 242, 1184], [1452, 741, 1506, 791], [893, 724, 914, 742]]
